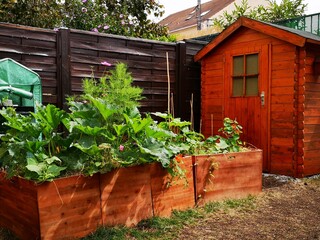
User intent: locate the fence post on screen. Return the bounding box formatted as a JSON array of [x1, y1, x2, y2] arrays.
[[57, 28, 71, 110], [176, 41, 187, 120]]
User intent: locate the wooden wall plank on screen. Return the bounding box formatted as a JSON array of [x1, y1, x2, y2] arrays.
[[0, 23, 204, 120], [100, 165, 153, 226], [37, 174, 102, 240], [0, 174, 40, 240]]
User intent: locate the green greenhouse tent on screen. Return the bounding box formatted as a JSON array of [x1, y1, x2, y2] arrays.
[[0, 58, 42, 109]]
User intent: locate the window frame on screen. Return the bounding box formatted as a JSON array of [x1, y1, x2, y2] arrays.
[[231, 53, 259, 97]]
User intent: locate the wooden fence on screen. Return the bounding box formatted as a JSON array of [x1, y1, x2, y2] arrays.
[[0, 22, 207, 129]]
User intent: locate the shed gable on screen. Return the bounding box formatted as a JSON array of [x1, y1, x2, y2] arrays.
[[194, 17, 320, 62]]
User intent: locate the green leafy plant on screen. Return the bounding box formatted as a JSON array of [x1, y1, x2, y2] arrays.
[[83, 63, 143, 111], [0, 105, 69, 181], [212, 0, 307, 30], [65, 97, 196, 178], [76, 63, 200, 178], [0, 62, 247, 183], [195, 118, 244, 154]]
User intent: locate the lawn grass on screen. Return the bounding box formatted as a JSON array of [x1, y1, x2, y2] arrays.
[[82, 196, 257, 240]]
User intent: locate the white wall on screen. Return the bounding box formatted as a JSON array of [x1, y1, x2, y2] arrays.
[[213, 0, 269, 18]]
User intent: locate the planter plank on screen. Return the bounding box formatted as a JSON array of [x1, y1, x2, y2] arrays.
[[37, 175, 102, 239], [195, 150, 263, 206], [150, 156, 195, 217], [0, 173, 102, 240], [0, 173, 40, 240], [100, 164, 153, 226]]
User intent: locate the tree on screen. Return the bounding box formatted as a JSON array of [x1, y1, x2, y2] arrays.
[[212, 0, 307, 30], [0, 0, 172, 41], [0, 0, 63, 28]]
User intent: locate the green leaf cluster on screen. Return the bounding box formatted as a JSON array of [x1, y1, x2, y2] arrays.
[[212, 0, 307, 30], [0, 105, 69, 181], [83, 63, 143, 111], [0, 0, 173, 41], [0, 62, 245, 182], [194, 118, 244, 154], [0, 63, 202, 182]]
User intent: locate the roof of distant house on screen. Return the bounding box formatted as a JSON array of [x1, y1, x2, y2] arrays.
[[159, 0, 235, 33]]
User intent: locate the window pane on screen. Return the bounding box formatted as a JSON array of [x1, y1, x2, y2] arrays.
[[246, 76, 259, 96], [232, 77, 244, 96], [246, 54, 258, 75], [233, 56, 244, 75]]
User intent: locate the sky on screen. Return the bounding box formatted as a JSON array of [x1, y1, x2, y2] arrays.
[[156, 0, 320, 20]]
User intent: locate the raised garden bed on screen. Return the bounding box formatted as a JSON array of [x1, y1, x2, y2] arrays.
[[0, 150, 262, 239], [0, 63, 263, 239], [100, 164, 153, 227], [150, 156, 195, 217], [0, 173, 101, 240], [194, 150, 263, 205]]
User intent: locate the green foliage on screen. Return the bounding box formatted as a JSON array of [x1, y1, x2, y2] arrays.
[[65, 98, 194, 177], [212, 0, 307, 30], [83, 63, 143, 111], [0, 0, 63, 29], [0, 0, 173, 41], [0, 62, 245, 182], [195, 118, 243, 154], [0, 105, 70, 181], [263, 0, 307, 22]]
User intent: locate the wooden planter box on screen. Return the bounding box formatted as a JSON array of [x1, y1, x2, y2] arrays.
[[99, 164, 153, 227], [0, 173, 102, 240], [0, 150, 263, 238], [150, 156, 195, 217], [194, 150, 263, 206]]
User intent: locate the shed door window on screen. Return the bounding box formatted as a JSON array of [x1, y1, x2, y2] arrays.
[[232, 54, 259, 97]]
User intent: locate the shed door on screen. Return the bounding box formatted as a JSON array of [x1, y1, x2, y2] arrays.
[[224, 45, 269, 171]]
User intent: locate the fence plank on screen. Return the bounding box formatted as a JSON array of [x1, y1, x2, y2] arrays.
[[0, 23, 205, 120]]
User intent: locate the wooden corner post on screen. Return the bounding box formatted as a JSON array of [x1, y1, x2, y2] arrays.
[[176, 41, 186, 120], [57, 28, 72, 110]]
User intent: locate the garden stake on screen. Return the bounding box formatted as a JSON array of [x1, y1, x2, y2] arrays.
[[166, 52, 170, 115], [171, 92, 175, 117], [190, 93, 194, 131], [211, 114, 213, 136]]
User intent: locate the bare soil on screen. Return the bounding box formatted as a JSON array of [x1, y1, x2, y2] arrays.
[[177, 174, 320, 240]]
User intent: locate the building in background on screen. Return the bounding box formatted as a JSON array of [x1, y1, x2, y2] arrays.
[[159, 0, 268, 40]]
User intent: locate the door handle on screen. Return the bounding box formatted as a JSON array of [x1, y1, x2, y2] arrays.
[[260, 91, 265, 106]]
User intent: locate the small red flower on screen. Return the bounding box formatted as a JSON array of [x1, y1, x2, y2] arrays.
[[175, 154, 184, 163]]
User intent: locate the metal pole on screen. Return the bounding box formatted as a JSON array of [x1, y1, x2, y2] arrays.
[[197, 0, 201, 30]]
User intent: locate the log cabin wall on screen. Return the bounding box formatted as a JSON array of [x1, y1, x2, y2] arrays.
[[196, 17, 320, 177], [269, 40, 296, 176], [200, 51, 224, 136], [301, 43, 320, 176], [294, 46, 305, 177], [200, 27, 299, 176]]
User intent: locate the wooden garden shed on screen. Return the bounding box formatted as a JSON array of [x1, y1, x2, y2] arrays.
[[195, 16, 320, 177]]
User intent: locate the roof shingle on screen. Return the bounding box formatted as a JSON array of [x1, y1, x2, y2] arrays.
[[159, 0, 235, 32]]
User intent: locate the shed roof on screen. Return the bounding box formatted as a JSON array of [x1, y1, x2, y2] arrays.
[[195, 16, 320, 62], [159, 0, 235, 33]]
